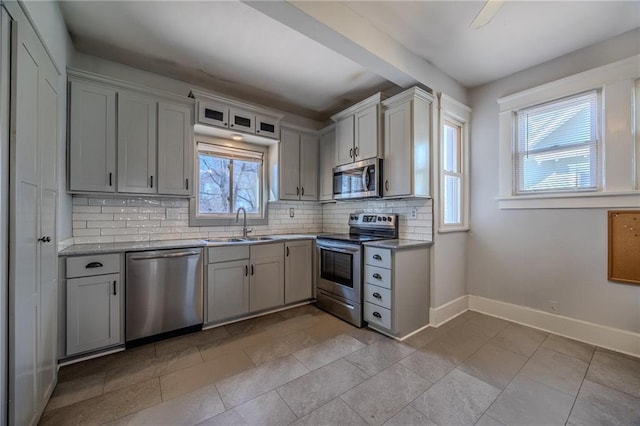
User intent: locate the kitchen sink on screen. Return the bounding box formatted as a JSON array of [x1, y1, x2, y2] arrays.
[[241, 236, 277, 241], [201, 236, 277, 244]]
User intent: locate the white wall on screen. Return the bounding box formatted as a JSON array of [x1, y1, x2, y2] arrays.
[[20, 0, 74, 241], [468, 28, 640, 333]]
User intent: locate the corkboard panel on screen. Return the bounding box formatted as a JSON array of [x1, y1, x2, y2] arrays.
[[608, 210, 640, 285]]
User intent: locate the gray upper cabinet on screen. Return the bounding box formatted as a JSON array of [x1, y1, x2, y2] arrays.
[[278, 127, 318, 201], [117, 91, 157, 194], [158, 102, 193, 196], [335, 115, 355, 166], [382, 87, 433, 199], [319, 127, 336, 201], [332, 93, 384, 166], [284, 240, 313, 303], [68, 80, 116, 193], [67, 72, 194, 196]]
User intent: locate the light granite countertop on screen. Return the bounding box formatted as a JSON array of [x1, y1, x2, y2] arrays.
[[59, 234, 317, 256], [363, 239, 433, 250]]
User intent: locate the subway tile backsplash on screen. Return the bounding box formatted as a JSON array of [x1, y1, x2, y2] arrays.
[[70, 196, 433, 244]]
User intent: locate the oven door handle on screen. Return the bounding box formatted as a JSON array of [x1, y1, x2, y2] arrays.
[[316, 243, 361, 254]]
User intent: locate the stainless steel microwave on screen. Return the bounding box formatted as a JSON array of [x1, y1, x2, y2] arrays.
[[333, 158, 382, 200]]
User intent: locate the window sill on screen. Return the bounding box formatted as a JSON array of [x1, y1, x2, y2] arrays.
[[438, 226, 470, 234], [497, 191, 640, 209]]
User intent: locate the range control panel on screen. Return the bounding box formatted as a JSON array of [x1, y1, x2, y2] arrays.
[[348, 213, 397, 227]]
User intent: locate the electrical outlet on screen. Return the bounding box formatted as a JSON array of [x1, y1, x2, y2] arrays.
[[548, 300, 559, 313], [410, 208, 417, 219], [289, 208, 294, 218]]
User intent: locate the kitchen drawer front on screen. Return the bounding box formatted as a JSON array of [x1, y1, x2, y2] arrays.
[[364, 302, 392, 330], [364, 283, 392, 310], [208, 246, 250, 263], [365, 247, 391, 269], [364, 265, 391, 289], [250, 242, 284, 260], [66, 254, 120, 278]]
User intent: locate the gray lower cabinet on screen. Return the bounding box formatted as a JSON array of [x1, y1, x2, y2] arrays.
[[207, 257, 250, 323], [284, 240, 313, 304], [249, 243, 284, 312], [66, 272, 121, 355], [363, 245, 430, 338]]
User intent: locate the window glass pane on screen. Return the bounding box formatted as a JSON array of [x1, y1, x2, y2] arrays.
[[198, 153, 230, 214], [232, 159, 260, 214], [443, 175, 461, 225], [443, 123, 459, 172], [516, 91, 598, 193]]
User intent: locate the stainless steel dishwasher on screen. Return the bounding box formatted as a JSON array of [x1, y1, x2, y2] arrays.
[[126, 247, 203, 343]]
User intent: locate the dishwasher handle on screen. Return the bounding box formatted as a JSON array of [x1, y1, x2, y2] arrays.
[[128, 250, 201, 261]]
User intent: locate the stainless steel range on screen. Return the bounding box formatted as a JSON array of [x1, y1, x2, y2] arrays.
[[316, 213, 398, 327]]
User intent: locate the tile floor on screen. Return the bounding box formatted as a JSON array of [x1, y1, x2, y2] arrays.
[[40, 305, 640, 425]]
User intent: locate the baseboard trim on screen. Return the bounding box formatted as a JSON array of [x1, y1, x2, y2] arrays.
[[469, 295, 640, 358], [430, 294, 470, 327]]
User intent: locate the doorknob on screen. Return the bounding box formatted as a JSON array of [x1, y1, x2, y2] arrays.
[[37, 236, 51, 243]]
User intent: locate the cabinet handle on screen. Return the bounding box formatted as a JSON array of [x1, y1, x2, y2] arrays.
[[373, 312, 382, 319], [185, 178, 189, 190], [349, 148, 353, 158], [286, 247, 289, 257], [354, 146, 359, 157], [385, 180, 389, 191], [245, 265, 248, 276], [85, 261, 103, 269], [373, 254, 382, 260], [251, 265, 254, 276], [373, 273, 382, 280], [150, 176, 154, 188], [301, 187, 304, 197], [109, 172, 113, 186], [296, 187, 299, 196], [373, 292, 382, 299], [113, 280, 117, 296], [37, 236, 51, 243]]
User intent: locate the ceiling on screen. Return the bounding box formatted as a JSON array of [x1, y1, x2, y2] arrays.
[[59, 1, 640, 121]]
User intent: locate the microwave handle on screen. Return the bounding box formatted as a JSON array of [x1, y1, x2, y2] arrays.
[[362, 166, 370, 189]]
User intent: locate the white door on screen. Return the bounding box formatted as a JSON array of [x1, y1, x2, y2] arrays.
[[157, 101, 192, 196], [207, 260, 249, 322], [10, 6, 59, 425], [384, 101, 412, 197], [284, 241, 313, 303], [355, 104, 380, 161], [279, 128, 300, 200], [335, 115, 354, 166], [319, 129, 335, 201]]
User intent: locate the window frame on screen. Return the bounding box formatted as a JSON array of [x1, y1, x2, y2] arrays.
[[438, 94, 471, 233], [497, 55, 640, 209], [189, 136, 269, 227], [512, 90, 601, 195]]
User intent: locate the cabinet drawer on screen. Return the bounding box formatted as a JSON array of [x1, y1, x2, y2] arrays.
[[66, 254, 120, 278], [364, 302, 392, 330], [250, 242, 284, 260], [365, 247, 391, 268], [364, 284, 392, 309], [208, 246, 250, 263], [364, 265, 391, 289]]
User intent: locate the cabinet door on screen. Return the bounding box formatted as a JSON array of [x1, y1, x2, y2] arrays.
[[335, 115, 354, 166], [319, 129, 336, 201], [284, 240, 313, 303], [69, 81, 116, 192], [158, 102, 192, 196], [300, 133, 318, 200], [199, 100, 228, 128], [250, 257, 284, 312], [255, 114, 279, 139], [384, 101, 412, 197], [66, 273, 120, 355], [229, 108, 255, 133], [207, 260, 249, 323], [279, 128, 301, 200], [117, 92, 157, 194], [354, 104, 380, 160]]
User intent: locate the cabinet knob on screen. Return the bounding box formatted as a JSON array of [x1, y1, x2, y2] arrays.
[[373, 254, 382, 260], [373, 312, 382, 319], [373, 273, 382, 280], [373, 292, 382, 299]]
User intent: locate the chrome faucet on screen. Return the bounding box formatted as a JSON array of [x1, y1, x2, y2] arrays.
[[235, 207, 252, 238]]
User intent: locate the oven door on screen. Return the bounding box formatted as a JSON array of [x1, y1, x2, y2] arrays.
[[316, 240, 362, 303]]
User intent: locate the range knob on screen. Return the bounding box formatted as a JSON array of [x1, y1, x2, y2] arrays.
[[387, 216, 393, 222], [377, 217, 382, 221]]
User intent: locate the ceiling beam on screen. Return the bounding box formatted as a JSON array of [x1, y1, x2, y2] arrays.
[[244, 1, 467, 103]]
